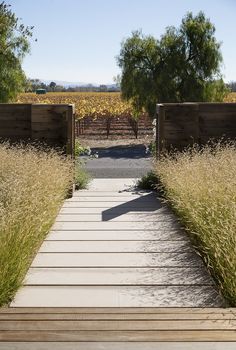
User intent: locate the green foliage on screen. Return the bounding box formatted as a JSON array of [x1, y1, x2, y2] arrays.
[[0, 1, 33, 102], [137, 171, 159, 190], [148, 141, 156, 157], [203, 79, 230, 101], [74, 140, 91, 190], [74, 160, 91, 190], [117, 12, 227, 116], [75, 139, 91, 157], [49, 81, 56, 91]]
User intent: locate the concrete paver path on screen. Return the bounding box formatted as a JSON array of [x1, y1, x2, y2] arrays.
[[11, 178, 224, 307]]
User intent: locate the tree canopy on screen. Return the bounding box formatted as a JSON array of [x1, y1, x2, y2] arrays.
[[0, 1, 33, 102], [117, 12, 228, 116]]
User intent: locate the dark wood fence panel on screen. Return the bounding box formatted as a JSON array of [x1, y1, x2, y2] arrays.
[[157, 103, 236, 154], [199, 103, 236, 143], [0, 104, 75, 156], [0, 104, 31, 140]]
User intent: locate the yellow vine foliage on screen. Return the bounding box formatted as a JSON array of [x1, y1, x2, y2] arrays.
[[224, 92, 236, 103], [17, 92, 135, 119]]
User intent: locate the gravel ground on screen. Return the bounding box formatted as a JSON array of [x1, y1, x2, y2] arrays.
[[80, 144, 153, 178]]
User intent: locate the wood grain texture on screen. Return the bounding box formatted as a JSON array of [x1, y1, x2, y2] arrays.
[[0, 103, 74, 156], [1, 342, 236, 350], [1, 330, 236, 342], [2, 307, 236, 314], [1, 311, 235, 320], [157, 103, 236, 151], [1, 319, 236, 331]]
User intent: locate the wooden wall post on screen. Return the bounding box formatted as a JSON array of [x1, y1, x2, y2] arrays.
[[156, 104, 165, 159], [66, 104, 75, 198], [66, 104, 75, 158]]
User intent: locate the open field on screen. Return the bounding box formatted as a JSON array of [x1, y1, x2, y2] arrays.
[[0, 144, 73, 306], [155, 142, 236, 305]]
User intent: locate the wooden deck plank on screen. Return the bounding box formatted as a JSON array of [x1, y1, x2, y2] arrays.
[[0, 312, 235, 320], [1, 330, 236, 342], [1, 342, 236, 350], [2, 307, 235, 314], [24, 267, 213, 286], [1, 319, 236, 331]]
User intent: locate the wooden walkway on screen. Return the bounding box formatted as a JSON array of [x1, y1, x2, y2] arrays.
[[1, 178, 235, 347], [11, 178, 224, 308], [1, 307, 236, 346]]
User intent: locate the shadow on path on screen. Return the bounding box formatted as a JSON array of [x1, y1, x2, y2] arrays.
[[102, 193, 162, 221]]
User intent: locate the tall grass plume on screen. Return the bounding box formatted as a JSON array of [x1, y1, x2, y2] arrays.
[[0, 143, 73, 306], [155, 142, 236, 305]]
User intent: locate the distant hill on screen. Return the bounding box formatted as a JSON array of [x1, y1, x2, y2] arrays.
[[40, 79, 117, 89], [27, 78, 120, 92]]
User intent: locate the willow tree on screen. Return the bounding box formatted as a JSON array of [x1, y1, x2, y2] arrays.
[[0, 2, 33, 102], [117, 12, 228, 117]]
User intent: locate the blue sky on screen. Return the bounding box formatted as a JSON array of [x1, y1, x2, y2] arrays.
[[9, 0, 236, 84]]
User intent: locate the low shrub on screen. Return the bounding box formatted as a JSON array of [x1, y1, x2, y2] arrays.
[[75, 139, 91, 157], [137, 171, 159, 190], [75, 160, 91, 190]]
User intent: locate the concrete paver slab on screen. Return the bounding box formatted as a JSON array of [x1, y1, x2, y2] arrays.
[[25, 267, 213, 285], [11, 285, 223, 307], [47, 230, 188, 241], [39, 240, 191, 253], [31, 252, 204, 268]]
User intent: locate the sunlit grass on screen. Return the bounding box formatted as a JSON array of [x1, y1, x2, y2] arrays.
[[155, 142, 236, 305], [0, 143, 73, 306]]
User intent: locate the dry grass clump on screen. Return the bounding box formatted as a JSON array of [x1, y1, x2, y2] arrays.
[[0, 143, 73, 306], [155, 142, 236, 305]]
